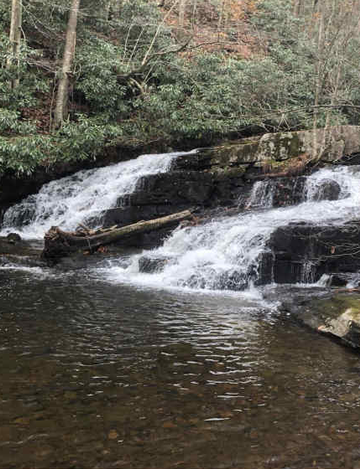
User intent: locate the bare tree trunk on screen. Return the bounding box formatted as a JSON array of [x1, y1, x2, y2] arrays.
[[191, 0, 198, 29], [7, 0, 22, 89], [217, 0, 225, 36], [54, 0, 81, 128], [179, 0, 186, 27], [42, 209, 194, 258], [107, 0, 122, 21], [312, 3, 324, 160], [292, 0, 304, 17], [104, 1, 111, 21]]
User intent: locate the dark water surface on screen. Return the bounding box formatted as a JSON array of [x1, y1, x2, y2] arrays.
[[1, 267, 360, 469]]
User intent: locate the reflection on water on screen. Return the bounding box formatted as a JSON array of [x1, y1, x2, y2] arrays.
[[1, 268, 360, 468]]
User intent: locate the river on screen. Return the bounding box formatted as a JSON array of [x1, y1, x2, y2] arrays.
[[2, 268, 360, 468], [1, 153, 360, 468]]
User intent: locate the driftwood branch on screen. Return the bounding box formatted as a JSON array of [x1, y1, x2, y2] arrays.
[[42, 209, 194, 259]]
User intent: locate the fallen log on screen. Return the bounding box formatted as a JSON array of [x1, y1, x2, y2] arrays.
[[42, 209, 194, 259]]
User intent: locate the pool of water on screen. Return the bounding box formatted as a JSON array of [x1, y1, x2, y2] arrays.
[[1, 266, 360, 469]]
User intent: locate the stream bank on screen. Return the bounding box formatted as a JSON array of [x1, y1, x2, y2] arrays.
[[3, 126, 360, 351], [3, 128, 360, 468]]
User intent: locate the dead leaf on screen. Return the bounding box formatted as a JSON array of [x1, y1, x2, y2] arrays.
[[108, 429, 119, 440]]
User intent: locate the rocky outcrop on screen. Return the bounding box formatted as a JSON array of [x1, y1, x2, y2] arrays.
[[138, 255, 169, 273], [289, 294, 360, 349], [173, 126, 360, 176], [259, 222, 360, 286], [102, 169, 251, 230], [103, 126, 360, 231], [257, 126, 360, 163], [4, 125, 360, 269]]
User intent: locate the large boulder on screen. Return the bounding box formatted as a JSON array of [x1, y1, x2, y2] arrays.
[[292, 294, 360, 349], [310, 179, 341, 201]]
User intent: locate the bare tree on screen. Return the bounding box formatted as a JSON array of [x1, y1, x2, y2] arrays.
[[179, 0, 187, 26], [54, 0, 81, 128], [7, 0, 22, 89], [309, 0, 360, 159]]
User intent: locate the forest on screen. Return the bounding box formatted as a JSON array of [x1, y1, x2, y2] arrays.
[[1, 0, 360, 175]]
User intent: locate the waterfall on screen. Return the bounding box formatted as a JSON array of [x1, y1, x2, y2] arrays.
[[303, 166, 352, 202], [1, 151, 195, 239], [300, 260, 316, 284], [3, 150, 360, 292], [102, 165, 360, 291], [247, 180, 275, 208]]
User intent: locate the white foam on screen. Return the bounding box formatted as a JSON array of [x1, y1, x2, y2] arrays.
[[103, 165, 360, 291], [1, 150, 195, 239]]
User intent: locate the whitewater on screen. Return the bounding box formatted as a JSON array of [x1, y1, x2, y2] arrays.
[[2, 149, 360, 292], [100, 165, 360, 291], [0, 151, 195, 239]]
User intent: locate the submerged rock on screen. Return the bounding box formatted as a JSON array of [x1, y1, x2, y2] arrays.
[[0, 236, 45, 268], [0, 236, 36, 256]]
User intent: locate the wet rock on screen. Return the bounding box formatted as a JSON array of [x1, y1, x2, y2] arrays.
[[138, 255, 169, 273], [6, 233, 21, 244], [260, 222, 360, 285], [311, 179, 341, 201], [216, 270, 249, 291], [247, 177, 306, 209], [102, 171, 217, 231], [172, 140, 261, 171], [328, 274, 349, 287], [294, 294, 360, 349], [256, 252, 274, 285], [0, 236, 41, 258], [0, 254, 46, 269], [318, 308, 360, 344]]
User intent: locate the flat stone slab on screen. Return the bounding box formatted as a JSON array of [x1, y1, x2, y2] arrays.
[[0, 236, 40, 257], [294, 293, 360, 349]]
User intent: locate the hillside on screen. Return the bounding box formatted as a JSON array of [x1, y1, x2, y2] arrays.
[[1, 0, 360, 176]]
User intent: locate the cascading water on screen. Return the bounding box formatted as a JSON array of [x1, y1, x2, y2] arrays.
[[247, 180, 276, 208], [102, 165, 360, 291], [3, 150, 360, 292], [1, 151, 194, 239]]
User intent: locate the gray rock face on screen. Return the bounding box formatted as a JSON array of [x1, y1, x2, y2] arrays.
[[259, 222, 360, 286], [257, 125, 360, 163]]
